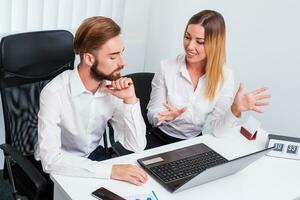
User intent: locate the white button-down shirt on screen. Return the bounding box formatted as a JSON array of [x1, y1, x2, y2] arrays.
[[35, 67, 146, 179], [147, 54, 238, 139]]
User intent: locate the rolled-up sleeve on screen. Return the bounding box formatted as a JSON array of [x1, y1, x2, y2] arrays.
[[147, 63, 168, 127], [209, 69, 240, 137], [110, 99, 146, 153]]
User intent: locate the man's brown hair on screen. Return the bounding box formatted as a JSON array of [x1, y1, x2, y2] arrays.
[[74, 16, 121, 59]]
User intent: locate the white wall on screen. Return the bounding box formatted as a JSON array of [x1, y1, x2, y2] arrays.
[[145, 0, 300, 138], [121, 0, 150, 74]]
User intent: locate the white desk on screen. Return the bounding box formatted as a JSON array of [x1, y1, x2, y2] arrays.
[[51, 128, 300, 200]]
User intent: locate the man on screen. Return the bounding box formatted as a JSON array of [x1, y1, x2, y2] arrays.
[[35, 16, 148, 186]]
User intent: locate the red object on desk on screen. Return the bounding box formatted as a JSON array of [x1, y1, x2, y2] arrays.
[[240, 126, 257, 140]]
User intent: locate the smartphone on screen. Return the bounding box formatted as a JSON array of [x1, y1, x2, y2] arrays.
[[91, 187, 126, 200]]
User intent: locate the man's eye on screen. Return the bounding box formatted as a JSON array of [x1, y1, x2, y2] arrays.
[[110, 56, 117, 60]]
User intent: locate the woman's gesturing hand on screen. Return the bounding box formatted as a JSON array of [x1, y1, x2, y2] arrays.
[[231, 83, 271, 117], [157, 103, 187, 126]]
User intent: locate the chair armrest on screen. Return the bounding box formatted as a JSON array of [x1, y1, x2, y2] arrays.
[[107, 122, 133, 156], [111, 142, 133, 157], [148, 125, 160, 135], [0, 144, 47, 195]]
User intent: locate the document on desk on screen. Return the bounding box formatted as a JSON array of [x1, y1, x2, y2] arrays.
[[126, 191, 159, 200]]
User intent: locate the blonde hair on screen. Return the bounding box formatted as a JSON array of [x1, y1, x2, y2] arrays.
[[185, 10, 226, 101]]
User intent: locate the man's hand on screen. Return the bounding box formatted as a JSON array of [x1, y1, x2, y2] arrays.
[[102, 77, 138, 104], [231, 83, 271, 117], [111, 164, 148, 186], [157, 103, 187, 126]]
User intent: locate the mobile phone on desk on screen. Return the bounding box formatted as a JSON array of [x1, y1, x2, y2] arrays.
[[91, 187, 126, 200]]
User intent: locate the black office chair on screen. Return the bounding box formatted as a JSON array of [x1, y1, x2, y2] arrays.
[[108, 72, 163, 155], [127, 73, 166, 149], [0, 30, 75, 200], [126, 72, 154, 134]]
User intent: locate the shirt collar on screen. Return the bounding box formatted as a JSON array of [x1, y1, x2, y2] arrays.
[[69, 66, 107, 98], [179, 54, 192, 82], [179, 54, 207, 82], [95, 81, 109, 97]]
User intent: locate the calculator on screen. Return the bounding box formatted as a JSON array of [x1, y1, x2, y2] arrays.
[[265, 134, 300, 160]]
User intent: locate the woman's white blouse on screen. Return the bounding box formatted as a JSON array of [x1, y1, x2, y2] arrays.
[[147, 54, 239, 139]]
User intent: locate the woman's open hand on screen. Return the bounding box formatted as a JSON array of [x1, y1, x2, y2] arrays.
[[157, 103, 187, 126], [231, 83, 271, 117]]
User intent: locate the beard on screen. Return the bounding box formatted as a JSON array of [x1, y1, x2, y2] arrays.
[[90, 59, 123, 81]]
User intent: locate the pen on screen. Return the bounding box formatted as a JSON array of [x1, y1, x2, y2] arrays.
[[152, 190, 159, 200]]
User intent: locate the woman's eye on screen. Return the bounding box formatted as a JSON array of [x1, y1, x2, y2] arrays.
[[185, 36, 191, 40], [197, 41, 205, 45]]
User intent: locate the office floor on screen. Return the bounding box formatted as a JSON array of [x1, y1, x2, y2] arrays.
[[0, 170, 14, 200]]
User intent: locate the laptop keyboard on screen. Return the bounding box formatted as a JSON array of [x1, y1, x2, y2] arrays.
[[150, 150, 228, 183]]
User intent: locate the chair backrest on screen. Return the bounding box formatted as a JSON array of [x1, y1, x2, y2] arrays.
[[0, 30, 75, 156], [126, 72, 154, 129], [107, 72, 154, 155]]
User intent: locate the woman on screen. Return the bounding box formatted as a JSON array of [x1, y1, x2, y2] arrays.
[[147, 10, 271, 145]]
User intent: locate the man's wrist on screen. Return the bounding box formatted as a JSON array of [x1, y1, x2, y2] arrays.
[[123, 96, 138, 104]]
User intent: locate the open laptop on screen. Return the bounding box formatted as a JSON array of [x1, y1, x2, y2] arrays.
[[137, 143, 273, 193]]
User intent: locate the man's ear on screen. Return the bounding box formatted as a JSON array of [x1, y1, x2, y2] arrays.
[[82, 53, 95, 66]]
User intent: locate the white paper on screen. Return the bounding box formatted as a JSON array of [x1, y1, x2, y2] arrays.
[[126, 193, 157, 200]]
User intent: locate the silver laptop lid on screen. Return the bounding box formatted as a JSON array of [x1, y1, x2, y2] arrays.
[[175, 147, 273, 192]]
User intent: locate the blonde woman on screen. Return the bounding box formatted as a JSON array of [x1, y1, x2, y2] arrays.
[[147, 10, 271, 145]]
